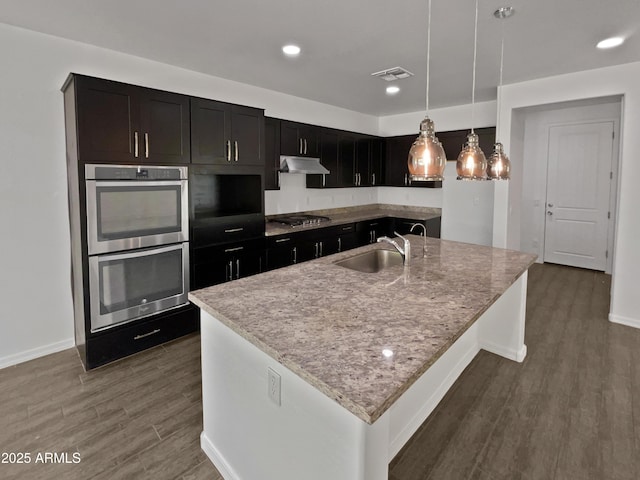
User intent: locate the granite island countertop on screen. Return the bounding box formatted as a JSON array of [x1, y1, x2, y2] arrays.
[[189, 236, 536, 424], [265, 203, 441, 236]]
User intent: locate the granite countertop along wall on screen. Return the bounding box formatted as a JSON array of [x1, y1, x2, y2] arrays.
[[189, 236, 536, 424], [265, 203, 442, 236]]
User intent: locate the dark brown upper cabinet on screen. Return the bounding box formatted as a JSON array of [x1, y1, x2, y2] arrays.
[[280, 120, 321, 158], [306, 129, 339, 188], [191, 98, 264, 166], [73, 75, 190, 165], [264, 117, 281, 190]]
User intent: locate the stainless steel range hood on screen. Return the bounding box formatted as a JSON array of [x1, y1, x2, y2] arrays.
[[279, 156, 330, 174]]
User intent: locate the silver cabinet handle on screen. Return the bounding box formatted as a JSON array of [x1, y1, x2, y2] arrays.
[[227, 260, 233, 281], [299, 138, 303, 155], [319, 241, 323, 257], [315, 242, 319, 258], [236, 259, 240, 279], [292, 247, 297, 264], [134, 131, 139, 158], [404, 173, 408, 185], [234, 141, 238, 162], [224, 227, 244, 233], [134, 329, 160, 340], [372, 173, 376, 185], [338, 237, 342, 252], [355, 174, 358, 186], [322, 174, 326, 187], [342, 226, 352, 231], [275, 237, 291, 243], [304, 138, 308, 155], [224, 246, 244, 253], [144, 133, 149, 158], [226, 140, 231, 162], [277, 171, 281, 188]]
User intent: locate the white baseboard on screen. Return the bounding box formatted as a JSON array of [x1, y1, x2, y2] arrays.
[[480, 340, 528, 363], [0, 338, 75, 370], [609, 313, 640, 329], [201, 432, 240, 480]]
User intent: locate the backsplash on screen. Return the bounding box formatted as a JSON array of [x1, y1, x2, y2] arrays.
[[264, 174, 443, 215]]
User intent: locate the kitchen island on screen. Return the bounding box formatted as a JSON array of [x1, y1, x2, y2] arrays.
[[189, 236, 536, 480]]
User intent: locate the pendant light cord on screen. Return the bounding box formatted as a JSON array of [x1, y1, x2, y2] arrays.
[[426, 0, 432, 113], [496, 17, 505, 142], [471, 0, 479, 133]]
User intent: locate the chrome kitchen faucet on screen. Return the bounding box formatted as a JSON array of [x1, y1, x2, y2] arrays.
[[377, 232, 411, 266]]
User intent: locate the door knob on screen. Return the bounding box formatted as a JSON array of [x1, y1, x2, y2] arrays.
[[547, 211, 553, 216], [547, 203, 554, 207]]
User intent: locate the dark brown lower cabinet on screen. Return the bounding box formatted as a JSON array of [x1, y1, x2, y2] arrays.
[[191, 238, 265, 290]]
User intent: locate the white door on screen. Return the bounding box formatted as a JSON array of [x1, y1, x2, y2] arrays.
[[544, 122, 613, 271]]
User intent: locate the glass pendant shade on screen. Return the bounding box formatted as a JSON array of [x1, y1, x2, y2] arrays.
[[408, 117, 446, 181], [487, 142, 511, 180], [456, 132, 487, 180]]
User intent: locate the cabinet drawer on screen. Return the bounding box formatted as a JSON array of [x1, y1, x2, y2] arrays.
[[191, 216, 265, 248], [85, 304, 198, 369]]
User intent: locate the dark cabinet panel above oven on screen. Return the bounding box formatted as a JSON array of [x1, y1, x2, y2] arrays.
[[71, 74, 190, 165]]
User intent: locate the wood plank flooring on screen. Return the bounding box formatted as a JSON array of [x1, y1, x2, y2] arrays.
[[1, 263, 638, 479]]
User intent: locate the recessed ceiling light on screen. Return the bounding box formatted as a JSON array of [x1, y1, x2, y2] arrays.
[[386, 86, 400, 95], [597, 37, 624, 49], [282, 44, 301, 56]]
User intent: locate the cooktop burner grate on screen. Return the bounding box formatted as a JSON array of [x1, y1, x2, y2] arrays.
[[269, 214, 331, 227]]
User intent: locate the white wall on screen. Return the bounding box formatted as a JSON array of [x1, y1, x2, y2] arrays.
[[441, 162, 494, 246], [0, 22, 380, 368], [265, 175, 377, 215], [494, 62, 640, 328], [378, 101, 497, 137]]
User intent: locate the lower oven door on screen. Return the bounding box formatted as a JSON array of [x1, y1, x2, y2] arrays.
[[89, 243, 190, 332]]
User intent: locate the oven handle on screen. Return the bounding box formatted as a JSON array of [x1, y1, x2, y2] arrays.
[[91, 242, 185, 262], [87, 180, 187, 188]]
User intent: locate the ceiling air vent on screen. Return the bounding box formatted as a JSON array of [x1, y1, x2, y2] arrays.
[[371, 66, 414, 82]]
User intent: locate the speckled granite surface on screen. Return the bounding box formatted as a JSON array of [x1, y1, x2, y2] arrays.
[[189, 236, 536, 424], [265, 203, 441, 236]]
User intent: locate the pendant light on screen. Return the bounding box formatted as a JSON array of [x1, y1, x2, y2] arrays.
[[407, 0, 446, 182], [457, 0, 487, 180], [487, 7, 514, 180]]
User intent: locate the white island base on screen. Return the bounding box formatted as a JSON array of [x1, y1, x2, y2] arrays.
[[199, 272, 528, 480]]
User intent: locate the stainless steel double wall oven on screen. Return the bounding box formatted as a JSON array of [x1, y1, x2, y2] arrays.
[[85, 164, 190, 332]]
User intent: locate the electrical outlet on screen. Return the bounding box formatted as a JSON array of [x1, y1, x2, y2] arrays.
[[267, 367, 281, 406]]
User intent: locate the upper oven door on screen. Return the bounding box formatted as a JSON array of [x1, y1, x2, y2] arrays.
[[86, 177, 188, 255]]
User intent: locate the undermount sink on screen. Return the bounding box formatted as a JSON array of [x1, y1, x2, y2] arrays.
[[334, 249, 404, 273]]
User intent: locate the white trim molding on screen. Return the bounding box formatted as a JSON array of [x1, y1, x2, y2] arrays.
[[0, 338, 75, 370], [609, 313, 640, 329]]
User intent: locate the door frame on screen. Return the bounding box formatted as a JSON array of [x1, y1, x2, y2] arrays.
[[517, 98, 621, 275]]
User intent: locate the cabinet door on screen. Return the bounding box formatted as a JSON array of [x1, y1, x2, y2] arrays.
[[264, 117, 281, 190], [140, 90, 191, 164], [355, 138, 371, 187], [76, 76, 140, 164], [192, 250, 233, 289], [338, 134, 357, 187], [299, 125, 321, 157], [307, 129, 339, 188], [191, 98, 231, 164], [356, 219, 389, 245], [231, 105, 264, 166], [235, 248, 264, 279], [370, 138, 385, 186], [384, 135, 413, 186], [280, 121, 302, 156], [266, 243, 297, 270]]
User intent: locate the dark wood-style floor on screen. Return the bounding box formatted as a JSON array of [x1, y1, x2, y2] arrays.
[[1, 263, 638, 480]]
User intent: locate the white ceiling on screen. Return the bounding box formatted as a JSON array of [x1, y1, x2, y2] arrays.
[[1, 0, 638, 116]]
